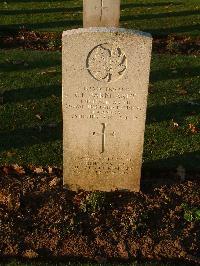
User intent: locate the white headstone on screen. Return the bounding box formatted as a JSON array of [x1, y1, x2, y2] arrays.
[[62, 28, 152, 191], [83, 0, 120, 27]]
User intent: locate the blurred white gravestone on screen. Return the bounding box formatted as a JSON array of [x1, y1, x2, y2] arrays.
[[83, 0, 120, 27], [62, 27, 152, 192]]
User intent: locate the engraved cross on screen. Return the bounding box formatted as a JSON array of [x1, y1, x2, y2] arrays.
[[100, 0, 108, 22], [93, 123, 116, 153]]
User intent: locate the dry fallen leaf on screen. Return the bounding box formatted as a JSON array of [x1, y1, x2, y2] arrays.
[[7, 194, 21, 210], [6, 151, 16, 158], [173, 122, 179, 128], [12, 164, 25, 174], [117, 241, 129, 259], [48, 166, 53, 174], [23, 249, 38, 259], [49, 176, 60, 187], [2, 165, 24, 175], [177, 89, 188, 95], [171, 120, 179, 128], [35, 114, 42, 120], [188, 123, 199, 134], [34, 167, 44, 174], [0, 191, 9, 206]]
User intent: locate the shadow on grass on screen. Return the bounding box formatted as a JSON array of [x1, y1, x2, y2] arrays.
[[121, 1, 182, 9], [2, 85, 61, 103], [0, 123, 62, 152], [145, 24, 200, 35], [121, 9, 200, 21], [141, 150, 200, 193], [146, 100, 200, 124], [4, 0, 74, 2], [0, 58, 61, 72], [150, 65, 200, 82], [0, 6, 82, 15], [0, 19, 82, 31], [143, 150, 200, 173]]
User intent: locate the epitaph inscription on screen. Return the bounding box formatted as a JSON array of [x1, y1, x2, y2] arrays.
[[62, 28, 152, 192], [72, 155, 132, 175]]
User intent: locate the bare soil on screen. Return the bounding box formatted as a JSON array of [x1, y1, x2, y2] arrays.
[[0, 165, 200, 264]]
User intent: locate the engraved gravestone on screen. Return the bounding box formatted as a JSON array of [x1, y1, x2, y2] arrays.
[[83, 0, 120, 28], [62, 28, 152, 191]]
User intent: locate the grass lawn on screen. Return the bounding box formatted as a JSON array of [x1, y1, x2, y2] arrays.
[[0, 0, 199, 36]]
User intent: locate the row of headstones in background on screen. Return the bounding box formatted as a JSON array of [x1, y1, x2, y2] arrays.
[[62, 0, 152, 191]]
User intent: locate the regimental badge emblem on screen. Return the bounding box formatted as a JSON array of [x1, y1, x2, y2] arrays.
[[86, 43, 127, 83]]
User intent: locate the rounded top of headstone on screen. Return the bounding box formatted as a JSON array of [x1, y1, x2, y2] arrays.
[[62, 27, 152, 39]]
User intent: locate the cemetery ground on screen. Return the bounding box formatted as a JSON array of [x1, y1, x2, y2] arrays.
[[0, 0, 200, 265]]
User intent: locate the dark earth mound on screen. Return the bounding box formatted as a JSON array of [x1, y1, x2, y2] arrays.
[[0, 165, 200, 264]]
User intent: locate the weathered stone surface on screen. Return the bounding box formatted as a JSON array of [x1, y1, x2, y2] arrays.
[[62, 28, 152, 191], [83, 0, 120, 28]]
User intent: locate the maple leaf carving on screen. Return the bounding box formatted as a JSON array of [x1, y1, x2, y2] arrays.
[[87, 43, 127, 82]]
